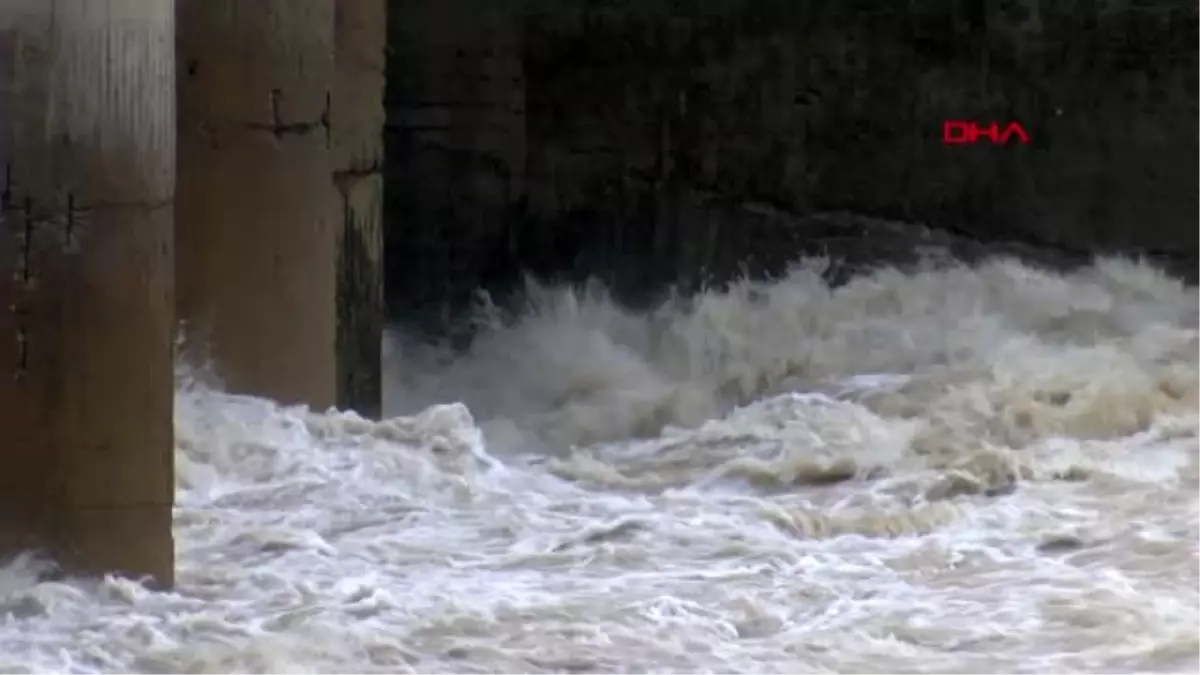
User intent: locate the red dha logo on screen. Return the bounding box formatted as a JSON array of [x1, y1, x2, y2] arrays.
[[942, 120, 1031, 145]]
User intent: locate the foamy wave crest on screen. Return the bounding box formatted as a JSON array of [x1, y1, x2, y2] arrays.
[[385, 256, 1197, 454]]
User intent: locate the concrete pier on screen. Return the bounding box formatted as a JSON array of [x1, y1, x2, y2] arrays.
[[176, 0, 339, 409], [333, 0, 386, 419], [0, 0, 176, 585]]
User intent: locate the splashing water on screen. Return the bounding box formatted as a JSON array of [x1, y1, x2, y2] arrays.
[[1, 256, 1197, 673]]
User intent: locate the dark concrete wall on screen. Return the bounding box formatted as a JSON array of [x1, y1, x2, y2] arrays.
[[385, 0, 526, 330], [385, 1, 1198, 330], [0, 0, 175, 586]]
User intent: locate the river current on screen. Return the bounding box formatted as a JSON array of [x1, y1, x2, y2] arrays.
[[0, 256, 1196, 673]]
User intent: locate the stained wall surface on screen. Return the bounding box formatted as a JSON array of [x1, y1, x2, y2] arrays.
[[0, 0, 176, 585], [333, 0, 387, 418]]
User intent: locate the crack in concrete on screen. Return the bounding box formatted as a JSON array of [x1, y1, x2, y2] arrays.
[[243, 89, 332, 145]]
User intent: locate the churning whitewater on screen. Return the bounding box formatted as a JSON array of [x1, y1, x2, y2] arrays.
[[0, 256, 1197, 673]]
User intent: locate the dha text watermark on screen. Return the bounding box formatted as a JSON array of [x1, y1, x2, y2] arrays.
[[942, 120, 1031, 145]]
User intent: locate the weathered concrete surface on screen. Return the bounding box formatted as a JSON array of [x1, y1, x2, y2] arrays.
[[0, 0, 175, 585], [385, 1, 1197, 329], [384, 0, 526, 331], [333, 0, 386, 419], [176, 0, 339, 408]]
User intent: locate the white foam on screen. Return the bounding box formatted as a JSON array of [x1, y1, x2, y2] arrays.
[[0, 256, 1195, 673]]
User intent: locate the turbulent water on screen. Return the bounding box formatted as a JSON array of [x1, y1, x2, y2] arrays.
[[0, 256, 1197, 674]]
